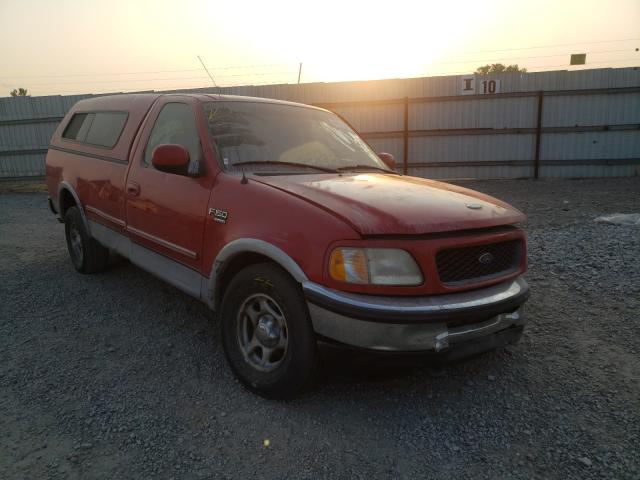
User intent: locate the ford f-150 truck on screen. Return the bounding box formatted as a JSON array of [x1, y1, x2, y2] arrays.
[[46, 93, 529, 398]]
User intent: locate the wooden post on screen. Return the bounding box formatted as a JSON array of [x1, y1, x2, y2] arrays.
[[533, 90, 544, 179], [403, 96, 409, 175]]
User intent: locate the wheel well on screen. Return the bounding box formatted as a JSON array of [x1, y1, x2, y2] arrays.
[[59, 189, 77, 217], [216, 252, 282, 309]]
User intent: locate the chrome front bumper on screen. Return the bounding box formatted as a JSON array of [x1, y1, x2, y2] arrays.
[[303, 277, 529, 352]]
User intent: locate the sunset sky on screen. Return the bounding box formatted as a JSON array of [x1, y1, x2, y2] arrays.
[[1, 0, 639, 97]]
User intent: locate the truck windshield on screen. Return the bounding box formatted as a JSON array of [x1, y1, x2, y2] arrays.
[[203, 101, 391, 174]]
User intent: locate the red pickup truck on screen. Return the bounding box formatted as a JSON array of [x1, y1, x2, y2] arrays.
[[46, 93, 529, 398]]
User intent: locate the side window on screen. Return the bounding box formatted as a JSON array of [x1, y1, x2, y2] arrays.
[[61, 111, 127, 148], [62, 113, 91, 141], [144, 103, 201, 166], [76, 113, 96, 141], [85, 112, 127, 148]]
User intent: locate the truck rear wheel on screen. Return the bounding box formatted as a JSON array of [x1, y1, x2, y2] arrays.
[[220, 262, 318, 399], [64, 206, 109, 274]]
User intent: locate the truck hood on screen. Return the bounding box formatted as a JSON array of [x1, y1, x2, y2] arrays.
[[253, 173, 525, 235]]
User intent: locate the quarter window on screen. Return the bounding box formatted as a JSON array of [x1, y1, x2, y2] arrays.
[[62, 111, 127, 148], [144, 103, 201, 166], [84, 112, 127, 147], [62, 113, 89, 140]]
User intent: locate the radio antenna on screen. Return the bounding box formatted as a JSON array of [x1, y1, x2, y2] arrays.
[[197, 55, 218, 88]]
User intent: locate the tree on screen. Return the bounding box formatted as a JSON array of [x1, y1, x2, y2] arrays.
[[475, 64, 527, 75], [10, 88, 29, 97]]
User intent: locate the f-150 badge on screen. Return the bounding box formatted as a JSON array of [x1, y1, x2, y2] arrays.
[[209, 208, 228, 224]]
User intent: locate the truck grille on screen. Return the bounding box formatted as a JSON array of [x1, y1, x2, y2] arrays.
[[436, 239, 521, 284]]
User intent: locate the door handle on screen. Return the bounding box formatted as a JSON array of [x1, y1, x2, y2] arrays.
[[126, 181, 140, 197]]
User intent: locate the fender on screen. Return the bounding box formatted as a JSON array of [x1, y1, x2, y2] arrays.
[[57, 181, 90, 234], [202, 238, 309, 310]]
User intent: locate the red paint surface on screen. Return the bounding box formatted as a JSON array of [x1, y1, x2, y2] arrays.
[[252, 173, 525, 236], [46, 93, 528, 296], [151, 144, 190, 170]]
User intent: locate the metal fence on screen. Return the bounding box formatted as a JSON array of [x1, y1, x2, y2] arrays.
[[1, 67, 639, 178]]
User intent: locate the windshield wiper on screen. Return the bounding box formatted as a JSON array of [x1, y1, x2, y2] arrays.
[[231, 160, 338, 173], [336, 164, 395, 173]]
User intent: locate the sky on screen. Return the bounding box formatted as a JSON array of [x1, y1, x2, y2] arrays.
[[0, 0, 639, 97]]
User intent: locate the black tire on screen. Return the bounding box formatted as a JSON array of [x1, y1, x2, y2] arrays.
[[64, 206, 109, 274], [220, 262, 318, 399]]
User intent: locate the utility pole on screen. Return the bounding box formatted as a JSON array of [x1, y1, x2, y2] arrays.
[[197, 55, 218, 88], [297, 62, 303, 84]]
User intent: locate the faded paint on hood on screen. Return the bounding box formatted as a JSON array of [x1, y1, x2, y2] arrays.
[[253, 173, 525, 235]]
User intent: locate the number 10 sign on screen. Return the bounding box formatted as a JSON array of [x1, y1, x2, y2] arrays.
[[461, 76, 501, 95]]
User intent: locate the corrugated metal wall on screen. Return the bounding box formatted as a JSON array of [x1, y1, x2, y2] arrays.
[[539, 91, 640, 178], [0, 94, 91, 177], [1, 68, 639, 178]]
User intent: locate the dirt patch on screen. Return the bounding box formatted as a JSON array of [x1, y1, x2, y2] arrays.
[[0, 177, 47, 194]]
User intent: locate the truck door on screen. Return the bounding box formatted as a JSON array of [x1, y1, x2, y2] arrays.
[[125, 97, 212, 278]]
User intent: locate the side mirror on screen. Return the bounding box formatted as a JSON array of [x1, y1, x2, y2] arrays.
[[152, 144, 190, 175], [378, 152, 396, 170]]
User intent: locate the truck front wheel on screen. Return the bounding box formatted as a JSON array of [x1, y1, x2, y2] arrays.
[[220, 263, 318, 399], [64, 206, 109, 274]]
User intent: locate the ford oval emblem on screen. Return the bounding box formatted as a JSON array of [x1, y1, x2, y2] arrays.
[[478, 252, 494, 265], [466, 203, 483, 210]]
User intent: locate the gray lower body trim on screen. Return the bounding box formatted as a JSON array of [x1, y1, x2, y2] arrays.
[[206, 238, 310, 310], [89, 221, 130, 258], [58, 181, 89, 231], [87, 223, 308, 311], [89, 220, 204, 300], [304, 277, 529, 351], [309, 303, 525, 352]]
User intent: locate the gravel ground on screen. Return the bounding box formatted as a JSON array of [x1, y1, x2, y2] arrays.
[[1, 178, 639, 479]]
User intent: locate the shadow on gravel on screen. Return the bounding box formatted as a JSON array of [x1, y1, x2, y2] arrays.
[[95, 255, 511, 396], [31, 249, 512, 400], [316, 342, 504, 387], [319, 344, 437, 379]]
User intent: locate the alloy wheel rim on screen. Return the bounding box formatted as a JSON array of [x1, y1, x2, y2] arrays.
[[69, 222, 83, 263], [236, 293, 288, 372]]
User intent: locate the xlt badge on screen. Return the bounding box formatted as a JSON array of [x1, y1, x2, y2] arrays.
[[209, 208, 228, 224]]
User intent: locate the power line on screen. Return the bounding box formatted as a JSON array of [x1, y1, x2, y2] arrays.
[[0, 63, 292, 79], [35, 78, 298, 96], [21, 70, 297, 87], [25, 75, 208, 87], [27, 53, 637, 89], [32, 60, 637, 96], [17, 53, 640, 96], [9, 48, 636, 88], [418, 59, 639, 77], [451, 37, 639, 55], [436, 49, 635, 65], [524, 58, 640, 71], [0, 68, 202, 79], [4, 38, 638, 81]]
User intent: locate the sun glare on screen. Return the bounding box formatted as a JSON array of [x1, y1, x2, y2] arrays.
[[2, 0, 638, 95], [201, 0, 486, 83]]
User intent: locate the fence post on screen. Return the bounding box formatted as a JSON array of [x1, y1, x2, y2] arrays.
[[403, 96, 409, 175], [533, 90, 544, 179]]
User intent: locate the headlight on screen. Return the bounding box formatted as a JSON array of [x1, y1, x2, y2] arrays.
[[329, 248, 423, 286]]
